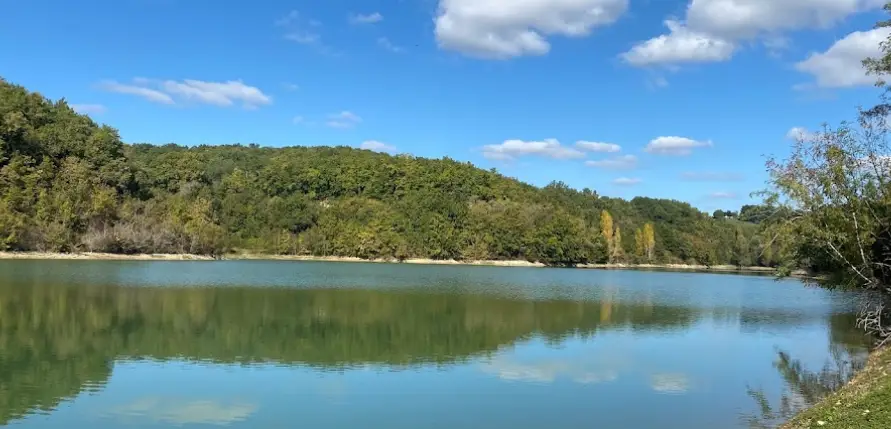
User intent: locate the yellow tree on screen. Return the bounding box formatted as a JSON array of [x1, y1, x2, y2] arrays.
[[634, 228, 645, 257], [643, 223, 656, 261], [612, 226, 624, 262], [600, 210, 614, 262]]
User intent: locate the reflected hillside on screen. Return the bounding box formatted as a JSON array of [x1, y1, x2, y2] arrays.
[[0, 283, 700, 368], [0, 281, 870, 426], [0, 282, 701, 424]]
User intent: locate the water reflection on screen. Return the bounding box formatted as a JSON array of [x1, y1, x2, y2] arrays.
[[0, 262, 874, 428]]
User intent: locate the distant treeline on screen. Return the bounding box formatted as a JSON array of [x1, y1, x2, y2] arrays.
[[0, 79, 777, 266]]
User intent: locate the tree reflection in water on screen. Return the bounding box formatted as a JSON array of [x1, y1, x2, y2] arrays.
[[743, 313, 871, 428]]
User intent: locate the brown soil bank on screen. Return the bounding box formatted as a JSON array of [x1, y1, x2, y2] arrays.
[[781, 346, 891, 429]]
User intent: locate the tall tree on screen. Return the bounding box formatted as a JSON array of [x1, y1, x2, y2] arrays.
[[612, 226, 624, 262], [600, 210, 614, 262], [643, 222, 655, 261]]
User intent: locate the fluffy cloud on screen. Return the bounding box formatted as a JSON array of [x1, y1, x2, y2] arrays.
[[622, 0, 883, 67], [160, 80, 271, 108], [378, 37, 405, 53], [99, 79, 270, 108], [680, 171, 744, 182], [98, 80, 174, 104], [612, 177, 642, 186], [70, 104, 107, 115], [795, 27, 891, 88], [645, 136, 712, 155], [350, 12, 383, 24], [585, 154, 638, 169], [686, 0, 881, 40], [435, 0, 628, 59], [621, 20, 735, 66], [576, 141, 621, 153], [482, 138, 585, 160], [326, 111, 362, 128], [360, 140, 397, 153]]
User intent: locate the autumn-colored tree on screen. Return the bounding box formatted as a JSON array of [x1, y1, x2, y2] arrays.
[[612, 226, 624, 262], [643, 223, 655, 261], [600, 210, 614, 262], [634, 228, 645, 258]]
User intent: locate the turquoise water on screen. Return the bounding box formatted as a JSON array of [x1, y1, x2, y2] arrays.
[[0, 260, 871, 428]]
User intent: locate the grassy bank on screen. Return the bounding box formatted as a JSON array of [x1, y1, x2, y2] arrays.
[[0, 251, 786, 273], [781, 346, 891, 429]]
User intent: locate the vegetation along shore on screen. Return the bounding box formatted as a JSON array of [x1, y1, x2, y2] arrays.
[[0, 251, 784, 273]]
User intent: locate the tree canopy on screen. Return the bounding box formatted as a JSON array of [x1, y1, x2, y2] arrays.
[[0, 77, 771, 266]]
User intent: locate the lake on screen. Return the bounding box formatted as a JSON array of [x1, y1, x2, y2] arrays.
[[0, 260, 872, 428]]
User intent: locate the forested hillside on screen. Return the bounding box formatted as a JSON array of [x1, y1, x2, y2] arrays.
[[0, 78, 773, 265]]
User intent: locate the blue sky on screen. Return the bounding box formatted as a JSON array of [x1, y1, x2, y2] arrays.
[[1, 0, 888, 211]]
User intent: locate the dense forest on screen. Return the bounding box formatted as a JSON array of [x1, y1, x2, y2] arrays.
[[0, 78, 773, 266]]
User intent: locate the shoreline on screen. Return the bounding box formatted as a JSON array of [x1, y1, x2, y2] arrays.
[[780, 346, 890, 429], [0, 251, 786, 274]]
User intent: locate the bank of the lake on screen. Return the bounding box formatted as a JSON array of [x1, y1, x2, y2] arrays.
[[0, 251, 786, 273], [781, 346, 891, 429]]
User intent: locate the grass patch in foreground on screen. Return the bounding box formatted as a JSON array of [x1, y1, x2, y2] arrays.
[[782, 346, 891, 429]]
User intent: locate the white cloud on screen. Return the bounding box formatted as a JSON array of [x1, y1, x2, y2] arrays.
[[70, 104, 107, 115], [292, 115, 305, 124], [283, 82, 299, 91], [622, 0, 883, 67], [98, 80, 175, 104], [105, 398, 257, 426], [680, 171, 744, 182], [351, 12, 383, 24], [278, 10, 338, 56], [99, 79, 270, 108], [326, 111, 362, 128], [378, 37, 405, 53], [686, 0, 882, 41], [360, 140, 397, 153], [576, 141, 621, 153], [621, 20, 735, 66], [786, 126, 816, 141], [435, 0, 628, 59], [795, 27, 891, 88], [612, 177, 642, 186], [482, 138, 585, 161], [160, 79, 272, 108], [708, 191, 739, 199], [645, 136, 712, 155], [585, 154, 638, 169]]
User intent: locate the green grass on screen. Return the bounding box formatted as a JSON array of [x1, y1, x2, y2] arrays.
[[782, 346, 891, 429]]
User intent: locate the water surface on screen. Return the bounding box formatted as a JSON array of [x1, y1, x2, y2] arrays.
[[0, 260, 872, 428]]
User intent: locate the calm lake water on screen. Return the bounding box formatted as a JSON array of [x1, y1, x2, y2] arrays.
[[0, 260, 873, 428]]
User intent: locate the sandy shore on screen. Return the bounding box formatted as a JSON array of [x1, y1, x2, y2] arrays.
[[0, 251, 214, 261], [0, 251, 787, 274]]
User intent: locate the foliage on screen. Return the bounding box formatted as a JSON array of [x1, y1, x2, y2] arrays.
[[0, 78, 771, 266]]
